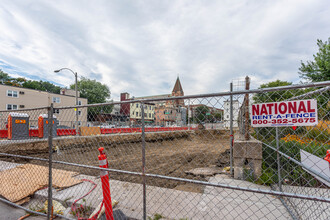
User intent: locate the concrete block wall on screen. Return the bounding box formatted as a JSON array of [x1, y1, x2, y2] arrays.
[[233, 139, 263, 180]]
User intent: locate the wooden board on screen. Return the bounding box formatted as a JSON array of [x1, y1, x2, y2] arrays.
[[79, 126, 101, 136], [0, 164, 81, 203]]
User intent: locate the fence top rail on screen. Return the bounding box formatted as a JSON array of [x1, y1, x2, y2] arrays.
[[52, 80, 330, 110], [287, 85, 330, 100], [1, 81, 327, 111]]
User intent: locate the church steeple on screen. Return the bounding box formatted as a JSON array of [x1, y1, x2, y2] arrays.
[[169, 76, 184, 107], [172, 77, 184, 96]]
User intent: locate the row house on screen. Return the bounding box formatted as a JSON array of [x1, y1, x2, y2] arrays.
[[120, 77, 187, 126], [155, 106, 176, 126], [130, 102, 155, 125]]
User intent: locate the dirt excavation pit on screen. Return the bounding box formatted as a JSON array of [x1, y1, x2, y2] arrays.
[[1, 130, 231, 193]]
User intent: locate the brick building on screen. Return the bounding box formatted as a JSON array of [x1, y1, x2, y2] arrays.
[[120, 77, 187, 126]]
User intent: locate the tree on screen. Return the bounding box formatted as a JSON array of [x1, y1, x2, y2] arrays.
[[0, 70, 12, 84], [11, 77, 26, 87], [40, 81, 61, 94], [70, 77, 112, 120], [299, 37, 330, 82], [22, 80, 61, 94], [71, 77, 110, 104], [195, 105, 210, 123], [253, 80, 303, 103], [212, 111, 223, 122]]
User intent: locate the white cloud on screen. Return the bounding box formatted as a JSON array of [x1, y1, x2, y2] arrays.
[[0, 0, 329, 101]]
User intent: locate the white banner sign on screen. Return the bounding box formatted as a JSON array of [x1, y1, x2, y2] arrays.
[[250, 99, 318, 127]]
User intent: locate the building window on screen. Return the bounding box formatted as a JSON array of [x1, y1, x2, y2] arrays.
[[53, 109, 60, 114], [149, 113, 151, 118], [149, 106, 151, 110], [136, 112, 138, 116], [52, 97, 61, 103], [136, 103, 139, 108], [78, 110, 82, 116], [78, 100, 82, 105], [7, 104, 18, 110], [7, 90, 18, 98]]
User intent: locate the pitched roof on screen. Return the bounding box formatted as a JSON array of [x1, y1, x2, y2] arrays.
[[172, 77, 183, 93]]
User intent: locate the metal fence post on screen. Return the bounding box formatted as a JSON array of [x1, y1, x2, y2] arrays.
[[230, 82, 234, 176], [141, 102, 147, 220], [47, 104, 54, 219], [245, 76, 250, 140], [276, 127, 282, 191], [188, 100, 190, 130]]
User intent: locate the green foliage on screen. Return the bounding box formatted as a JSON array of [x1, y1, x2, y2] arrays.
[[299, 37, 330, 82], [23, 80, 61, 93], [306, 128, 330, 143], [212, 112, 223, 121], [195, 105, 210, 123], [255, 163, 278, 185], [252, 126, 306, 143], [70, 77, 110, 104], [0, 69, 61, 93], [148, 213, 163, 220], [253, 80, 304, 103], [0, 69, 12, 84], [71, 77, 112, 120], [10, 77, 26, 87], [262, 140, 328, 187], [70, 199, 93, 218]]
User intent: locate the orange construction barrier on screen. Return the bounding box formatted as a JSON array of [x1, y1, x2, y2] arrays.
[[98, 147, 114, 220], [324, 150, 330, 163], [38, 116, 43, 138], [7, 115, 12, 140]]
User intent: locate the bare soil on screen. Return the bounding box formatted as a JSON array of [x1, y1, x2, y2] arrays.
[[1, 130, 230, 193]]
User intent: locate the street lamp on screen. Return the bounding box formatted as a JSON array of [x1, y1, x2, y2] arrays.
[[54, 68, 79, 132]]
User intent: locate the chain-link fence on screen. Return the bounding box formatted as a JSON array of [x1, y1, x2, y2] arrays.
[[0, 81, 329, 219]]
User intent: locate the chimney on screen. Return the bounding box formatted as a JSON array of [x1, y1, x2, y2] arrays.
[[120, 92, 130, 101]]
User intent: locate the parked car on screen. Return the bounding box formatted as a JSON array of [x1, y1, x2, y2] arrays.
[[100, 124, 116, 128], [57, 125, 71, 129]]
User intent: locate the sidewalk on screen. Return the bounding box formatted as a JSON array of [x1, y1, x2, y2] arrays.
[[0, 160, 291, 219]]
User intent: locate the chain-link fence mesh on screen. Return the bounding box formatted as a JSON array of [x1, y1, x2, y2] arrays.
[[0, 81, 329, 219]]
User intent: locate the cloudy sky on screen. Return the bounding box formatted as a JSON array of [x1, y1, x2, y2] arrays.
[[0, 0, 329, 100]]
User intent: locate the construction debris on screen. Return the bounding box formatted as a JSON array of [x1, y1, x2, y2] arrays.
[[0, 164, 81, 203]]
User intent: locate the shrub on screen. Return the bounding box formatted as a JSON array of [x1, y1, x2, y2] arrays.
[[261, 140, 329, 187], [306, 127, 330, 142]]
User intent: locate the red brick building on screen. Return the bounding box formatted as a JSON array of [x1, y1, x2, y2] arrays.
[[120, 77, 186, 126]]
